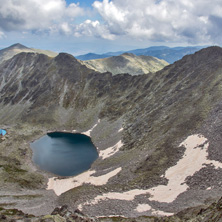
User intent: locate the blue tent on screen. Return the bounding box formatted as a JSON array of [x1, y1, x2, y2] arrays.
[[0, 129, 7, 136]]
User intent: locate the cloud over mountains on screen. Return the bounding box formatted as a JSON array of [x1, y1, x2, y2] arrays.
[[90, 0, 222, 44], [0, 0, 222, 45], [0, 0, 83, 34]]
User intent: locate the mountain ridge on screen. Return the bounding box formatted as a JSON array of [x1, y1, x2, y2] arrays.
[[0, 44, 168, 75], [5, 43, 30, 50], [0, 43, 58, 63], [76, 45, 206, 63], [81, 53, 169, 75]]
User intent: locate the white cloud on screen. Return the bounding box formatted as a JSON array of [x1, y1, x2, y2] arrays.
[[66, 3, 84, 18], [0, 0, 222, 45], [0, 31, 6, 39], [89, 0, 222, 44], [0, 0, 84, 32], [74, 20, 116, 40], [60, 22, 72, 35]]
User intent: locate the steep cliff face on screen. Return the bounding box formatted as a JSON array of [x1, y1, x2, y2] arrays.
[[0, 51, 152, 129], [0, 47, 222, 218]]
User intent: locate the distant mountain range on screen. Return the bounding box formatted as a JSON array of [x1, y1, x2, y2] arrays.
[[0, 43, 58, 63], [0, 44, 169, 75], [76, 46, 206, 63], [81, 53, 169, 75], [1, 44, 206, 65]]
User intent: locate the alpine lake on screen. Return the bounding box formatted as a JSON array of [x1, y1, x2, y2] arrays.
[[30, 132, 98, 176]]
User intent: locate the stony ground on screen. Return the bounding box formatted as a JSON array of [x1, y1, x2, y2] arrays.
[[1, 197, 222, 221]]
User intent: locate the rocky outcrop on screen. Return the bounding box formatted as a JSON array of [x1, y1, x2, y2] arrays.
[[1, 196, 222, 221], [0, 205, 98, 221]]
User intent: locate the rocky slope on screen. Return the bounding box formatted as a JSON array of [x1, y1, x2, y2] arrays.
[[0, 46, 222, 219], [81, 53, 168, 75]]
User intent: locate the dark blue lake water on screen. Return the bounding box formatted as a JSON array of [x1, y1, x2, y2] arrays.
[[30, 132, 98, 176]]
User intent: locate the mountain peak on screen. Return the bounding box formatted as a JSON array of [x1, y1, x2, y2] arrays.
[[196, 45, 222, 56], [178, 46, 222, 64], [121, 52, 136, 57], [0, 43, 58, 63], [8, 43, 29, 50], [54, 52, 78, 63]]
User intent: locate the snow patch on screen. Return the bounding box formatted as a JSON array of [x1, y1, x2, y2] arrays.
[[118, 127, 124, 132], [47, 167, 121, 196], [136, 204, 174, 216], [136, 204, 152, 212], [78, 134, 222, 216], [82, 119, 100, 136], [99, 140, 123, 159]]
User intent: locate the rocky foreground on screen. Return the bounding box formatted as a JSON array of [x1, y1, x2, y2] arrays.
[[1, 196, 222, 221]]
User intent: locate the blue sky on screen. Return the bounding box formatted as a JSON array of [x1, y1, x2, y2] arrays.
[[0, 0, 221, 55], [66, 0, 95, 8]]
